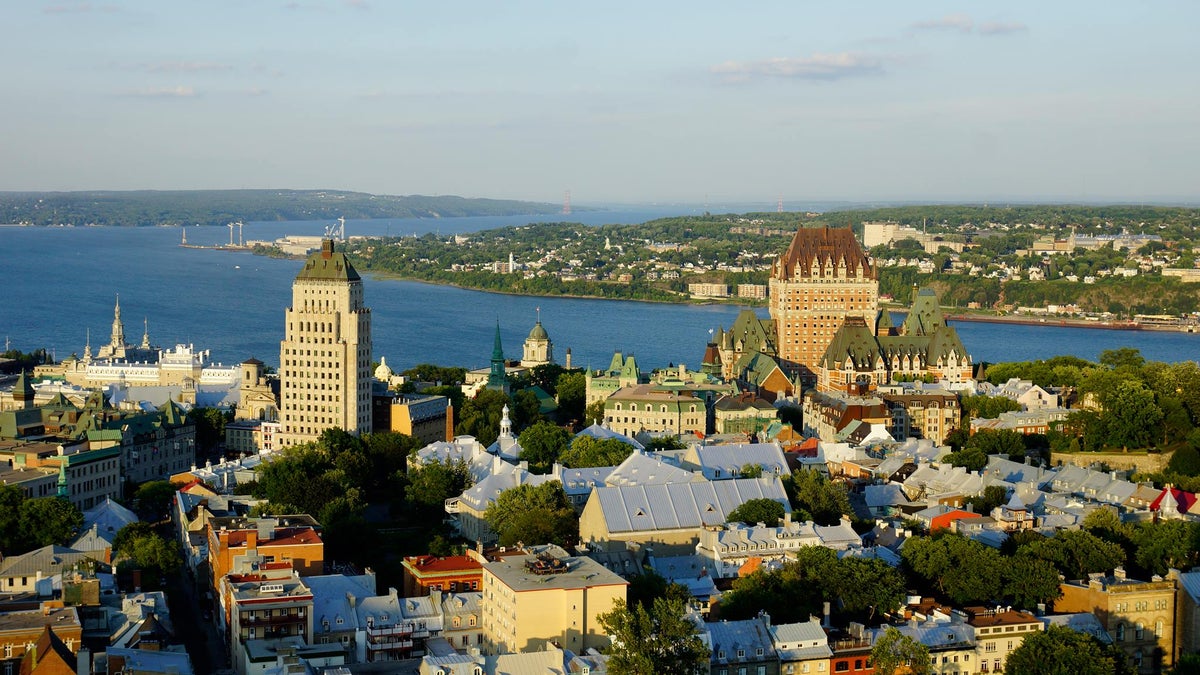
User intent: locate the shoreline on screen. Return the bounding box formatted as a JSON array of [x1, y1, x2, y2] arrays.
[[943, 313, 1198, 334], [362, 269, 768, 309]]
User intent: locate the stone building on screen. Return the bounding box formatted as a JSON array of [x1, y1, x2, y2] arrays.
[[279, 239, 372, 447], [1056, 569, 1176, 674], [519, 315, 554, 368]]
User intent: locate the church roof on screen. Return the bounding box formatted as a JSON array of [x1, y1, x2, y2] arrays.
[[294, 239, 361, 281], [902, 287, 946, 336], [773, 226, 874, 280]]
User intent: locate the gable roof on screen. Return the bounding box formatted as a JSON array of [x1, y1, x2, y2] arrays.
[[591, 477, 789, 534], [604, 450, 697, 487]]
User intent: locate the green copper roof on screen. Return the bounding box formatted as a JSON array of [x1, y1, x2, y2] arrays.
[[295, 240, 362, 282]]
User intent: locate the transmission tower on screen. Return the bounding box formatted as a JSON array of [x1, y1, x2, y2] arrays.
[[562, 190, 572, 215]]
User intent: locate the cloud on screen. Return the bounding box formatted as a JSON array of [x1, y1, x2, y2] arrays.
[[43, 2, 120, 13], [911, 13, 974, 33], [143, 61, 233, 74], [121, 86, 197, 98], [710, 53, 884, 83], [978, 21, 1028, 36]]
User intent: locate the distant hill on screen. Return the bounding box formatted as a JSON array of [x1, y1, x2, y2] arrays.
[[0, 189, 563, 227]]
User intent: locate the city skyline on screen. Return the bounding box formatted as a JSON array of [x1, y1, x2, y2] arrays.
[[5, 1, 1198, 203]]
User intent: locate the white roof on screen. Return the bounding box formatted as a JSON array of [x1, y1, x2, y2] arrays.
[[682, 442, 788, 478], [604, 450, 698, 487], [591, 477, 789, 534], [82, 497, 139, 536], [306, 573, 376, 633], [575, 422, 645, 450]]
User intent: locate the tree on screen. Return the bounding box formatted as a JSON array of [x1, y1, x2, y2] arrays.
[[455, 389, 511, 446], [901, 533, 1005, 605], [116, 528, 182, 591], [961, 395, 1023, 420], [1001, 555, 1062, 609], [584, 400, 607, 426], [511, 388, 543, 429], [726, 498, 785, 526], [18, 497, 83, 550], [1100, 347, 1146, 371], [944, 446, 988, 471], [787, 469, 851, 526], [598, 597, 709, 675], [739, 463, 764, 478], [1134, 520, 1200, 576], [517, 422, 571, 474], [133, 480, 180, 520], [189, 406, 233, 452], [406, 459, 472, 510], [1003, 625, 1120, 675], [484, 481, 578, 548], [645, 436, 687, 451], [559, 435, 635, 468], [1105, 380, 1163, 450], [966, 429, 1027, 459], [112, 522, 155, 555], [1018, 529, 1127, 579], [871, 626, 931, 675], [0, 484, 26, 553], [965, 485, 1009, 515], [555, 371, 586, 423]]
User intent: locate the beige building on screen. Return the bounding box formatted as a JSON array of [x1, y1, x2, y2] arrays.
[[279, 240, 372, 447], [881, 390, 960, 444], [585, 352, 642, 405], [481, 545, 627, 655], [519, 317, 554, 368], [964, 606, 1043, 674], [235, 358, 279, 422], [602, 384, 706, 438], [390, 394, 453, 445], [1056, 570, 1176, 674], [769, 226, 878, 383]]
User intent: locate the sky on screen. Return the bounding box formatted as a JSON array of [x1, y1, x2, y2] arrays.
[[4, 1, 1198, 204]]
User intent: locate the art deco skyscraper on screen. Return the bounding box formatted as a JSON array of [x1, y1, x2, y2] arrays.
[[279, 240, 372, 447]]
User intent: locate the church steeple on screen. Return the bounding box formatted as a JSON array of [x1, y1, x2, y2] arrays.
[[486, 322, 508, 391], [140, 318, 151, 349], [110, 294, 125, 349], [83, 328, 92, 363], [56, 461, 68, 499]]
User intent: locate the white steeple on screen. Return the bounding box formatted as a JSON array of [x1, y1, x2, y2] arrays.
[[499, 404, 513, 439]]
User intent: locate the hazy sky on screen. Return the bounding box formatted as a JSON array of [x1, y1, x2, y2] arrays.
[[5, 1, 1198, 203]]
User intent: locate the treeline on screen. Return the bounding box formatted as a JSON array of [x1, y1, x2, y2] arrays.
[[0, 190, 560, 227]]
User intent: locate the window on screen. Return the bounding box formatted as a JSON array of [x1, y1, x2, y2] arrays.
[[835, 664, 849, 673], [1156, 620, 1164, 638], [1135, 623, 1144, 641], [1116, 623, 1125, 641]]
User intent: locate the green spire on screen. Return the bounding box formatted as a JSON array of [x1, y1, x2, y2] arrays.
[[56, 461, 68, 499], [487, 322, 508, 390]]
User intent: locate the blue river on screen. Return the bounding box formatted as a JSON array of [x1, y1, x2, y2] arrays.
[[1, 209, 1197, 372]]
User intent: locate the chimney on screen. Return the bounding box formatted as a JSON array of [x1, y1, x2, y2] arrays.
[[388, 587, 398, 601], [1114, 567, 1126, 580], [430, 588, 443, 608], [823, 602, 831, 628], [346, 591, 357, 609], [75, 648, 90, 675]]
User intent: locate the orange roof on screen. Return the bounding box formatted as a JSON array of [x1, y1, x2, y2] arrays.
[[738, 557, 764, 577]]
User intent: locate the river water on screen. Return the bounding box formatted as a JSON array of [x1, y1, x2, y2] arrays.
[[1, 210, 1196, 372]]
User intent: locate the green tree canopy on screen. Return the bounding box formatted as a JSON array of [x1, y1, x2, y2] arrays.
[[18, 497, 84, 550], [133, 480, 181, 520], [1017, 529, 1127, 579], [406, 459, 473, 510], [598, 596, 709, 675], [517, 422, 571, 474], [555, 371, 586, 423], [455, 389, 511, 446], [786, 469, 851, 526], [726, 498, 785, 526], [484, 481, 578, 548], [1003, 624, 1124, 675], [559, 435, 636, 469], [188, 406, 233, 452], [871, 626, 931, 675]]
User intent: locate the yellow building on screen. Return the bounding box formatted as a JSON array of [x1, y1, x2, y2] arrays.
[[768, 226, 878, 383], [1056, 570, 1176, 674], [603, 384, 706, 438], [390, 394, 453, 445], [481, 545, 627, 655], [963, 606, 1043, 674], [279, 239, 372, 447]]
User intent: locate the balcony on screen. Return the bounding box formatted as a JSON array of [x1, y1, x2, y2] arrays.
[[240, 613, 305, 626]]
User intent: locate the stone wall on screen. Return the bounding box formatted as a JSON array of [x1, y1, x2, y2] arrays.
[[1051, 449, 1173, 473]]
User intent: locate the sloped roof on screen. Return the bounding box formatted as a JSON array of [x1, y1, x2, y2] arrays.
[[709, 618, 777, 661], [574, 422, 645, 450], [82, 496, 138, 535], [294, 240, 361, 281], [773, 226, 873, 280], [0, 545, 104, 578], [592, 477, 789, 534], [604, 450, 697, 487], [19, 626, 76, 675], [682, 442, 788, 477]]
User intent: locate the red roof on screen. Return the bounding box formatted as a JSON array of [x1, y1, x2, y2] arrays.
[[226, 527, 322, 547], [1150, 486, 1198, 514], [403, 555, 482, 575]]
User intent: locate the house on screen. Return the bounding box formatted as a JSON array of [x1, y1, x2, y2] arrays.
[[963, 606, 1043, 674], [0, 607, 81, 674], [1056, 569, 1176, 674], [770, 617, 831, 675], [679, 442, 789, 480], [401, 555, 483, 597]]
